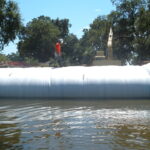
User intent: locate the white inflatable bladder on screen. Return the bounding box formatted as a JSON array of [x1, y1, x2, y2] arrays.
[[0, 64, 150, 99]]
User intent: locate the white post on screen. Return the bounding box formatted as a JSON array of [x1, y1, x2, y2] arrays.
[[107, 27, 113, 59]]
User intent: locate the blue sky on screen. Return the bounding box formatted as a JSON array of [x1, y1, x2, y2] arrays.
[[3, 0, 115, 54]]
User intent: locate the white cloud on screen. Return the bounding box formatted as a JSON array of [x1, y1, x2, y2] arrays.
[[95, 8, 101, 12]]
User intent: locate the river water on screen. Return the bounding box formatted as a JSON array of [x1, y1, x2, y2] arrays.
[[0, 99, 150, 150]]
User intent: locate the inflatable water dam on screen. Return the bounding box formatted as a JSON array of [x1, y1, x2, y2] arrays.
[[0, 64, 150, 99]]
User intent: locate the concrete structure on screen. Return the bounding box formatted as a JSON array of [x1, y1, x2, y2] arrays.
[[107, 27, 113, 59], [93, 27, 121, 66], [93, 59, 122, 66]]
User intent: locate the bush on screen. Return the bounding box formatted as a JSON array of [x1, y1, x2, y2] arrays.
[[24, 57, 39, 66], [0, 54, 9, 62]]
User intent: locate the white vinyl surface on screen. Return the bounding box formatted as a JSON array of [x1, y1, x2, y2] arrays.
[[0, 64, 150, 98]]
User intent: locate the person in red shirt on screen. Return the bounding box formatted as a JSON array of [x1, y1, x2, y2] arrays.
[[55, 41, 62, 56], [55, 40, 62, 66]]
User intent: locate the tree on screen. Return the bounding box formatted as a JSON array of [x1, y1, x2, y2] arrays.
[[134, 7, 150, 62], [7, 51, 23, 61], [62, 34, 79, 63], [0, 53, 9, 62], [18, 16, 60, 62], [88, 16, 110, 54], [110, 0, 149, 63], [73, 30, 94, 65], [0, 0, 21, 51], [78, 16, 110, 64], [52, 18, 71, 38]]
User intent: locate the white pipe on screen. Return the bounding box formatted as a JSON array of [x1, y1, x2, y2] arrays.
[[0, 64, 150, 99]]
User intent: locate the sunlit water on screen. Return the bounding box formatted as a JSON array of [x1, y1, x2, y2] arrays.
[[0, 99, 150, 150]]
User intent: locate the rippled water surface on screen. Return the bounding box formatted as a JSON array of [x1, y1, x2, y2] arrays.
[[0, 99, 150, 150]]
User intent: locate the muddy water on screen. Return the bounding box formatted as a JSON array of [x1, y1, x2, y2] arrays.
[[0, 99, 150, 150]]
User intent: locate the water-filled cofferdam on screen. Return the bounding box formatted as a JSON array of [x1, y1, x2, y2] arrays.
[[0, 64, 150, 99]]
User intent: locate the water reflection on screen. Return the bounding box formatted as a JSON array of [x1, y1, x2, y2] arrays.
[[0, 100, 150, 150], [0, 116, 22, 149], [113, 124, 150, 150]]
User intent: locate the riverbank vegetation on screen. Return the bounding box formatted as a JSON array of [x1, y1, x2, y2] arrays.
[[0, 0, 150, 66]]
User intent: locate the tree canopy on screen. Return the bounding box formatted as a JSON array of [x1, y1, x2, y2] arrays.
[[52, 18, 71, 38], [110, 0, 150, 63], [0, 0, 21, 50], [80, 0, 150, 64], [2, 0, 150, 65], [18, 16, 60, 62]]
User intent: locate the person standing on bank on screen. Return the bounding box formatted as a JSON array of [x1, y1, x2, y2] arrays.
[[55, 39, 62, 66]]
